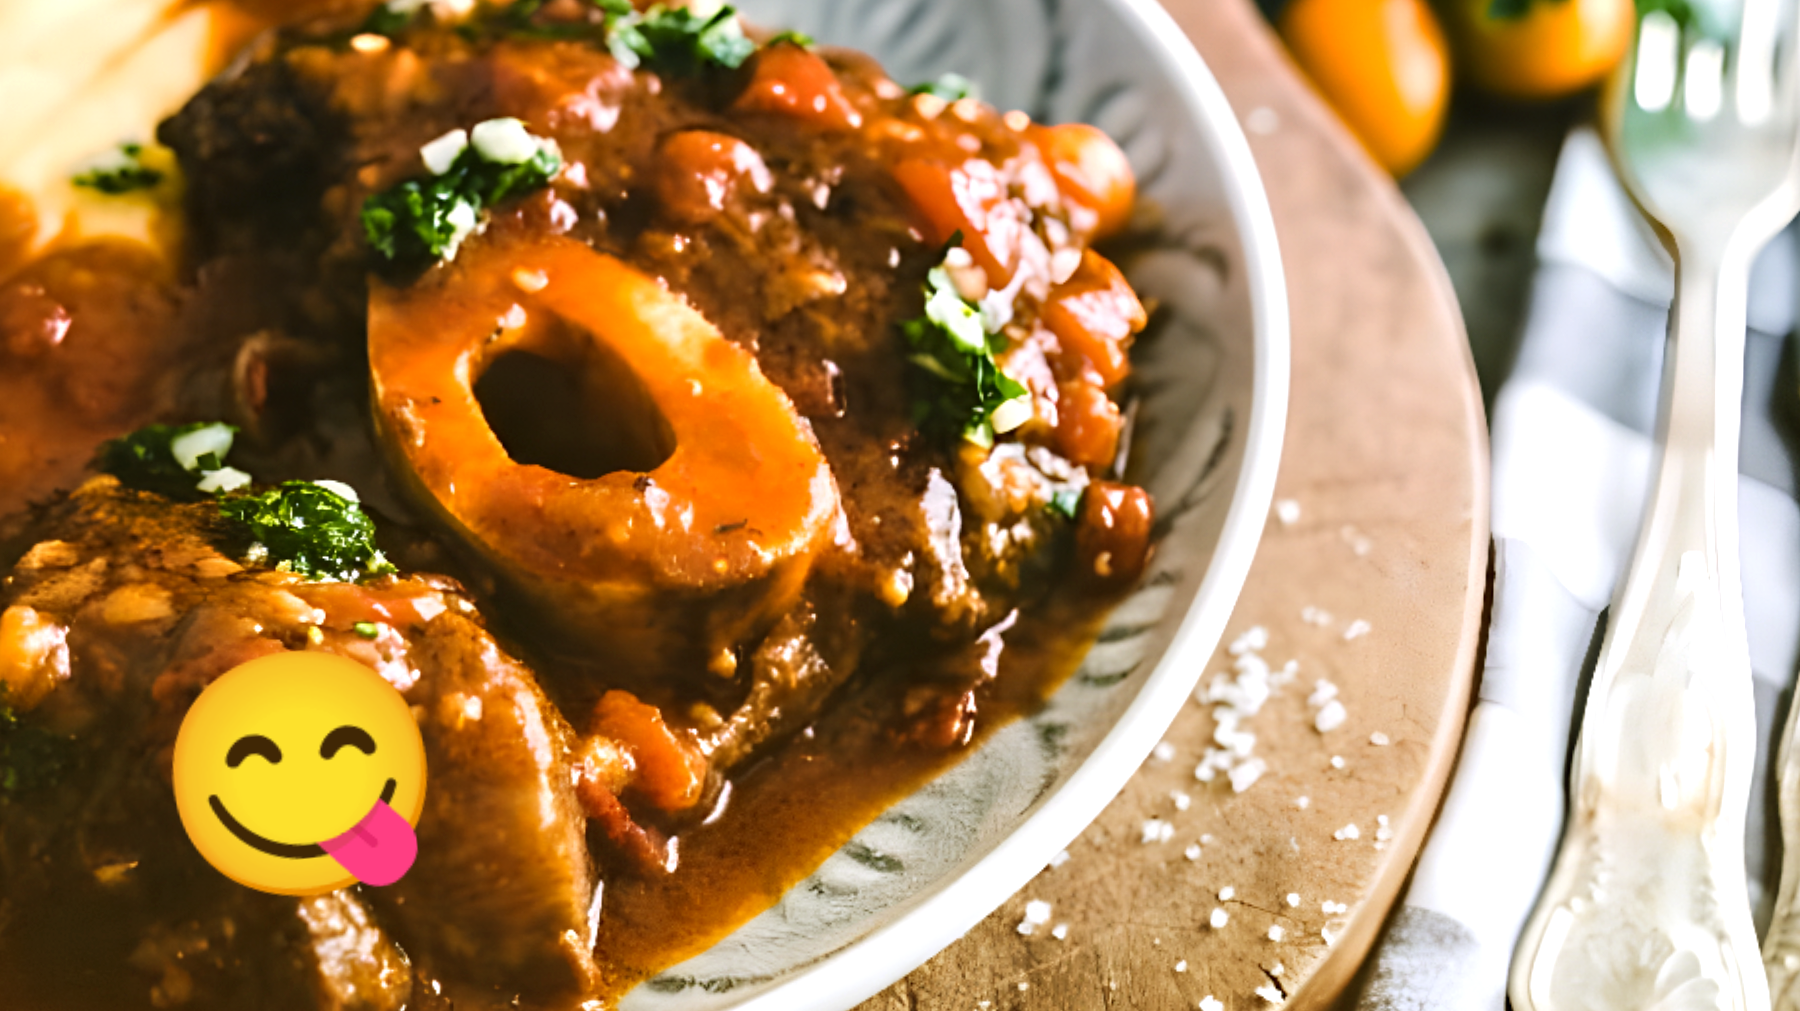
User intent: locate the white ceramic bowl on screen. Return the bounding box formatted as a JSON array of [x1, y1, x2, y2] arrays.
[[622, 2, 1290, 1008]]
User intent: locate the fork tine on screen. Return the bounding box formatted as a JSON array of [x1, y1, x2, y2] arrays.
[[1736, 0, 1782, 123], [1686, 38, 1727, 121], [1635, 10, 1683, 113]]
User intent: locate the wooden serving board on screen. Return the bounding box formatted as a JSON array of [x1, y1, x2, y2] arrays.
[[857, 0, 1490, 1007]]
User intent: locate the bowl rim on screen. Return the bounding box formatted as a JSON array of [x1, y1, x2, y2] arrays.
[[715, 1, 1292, 1007]]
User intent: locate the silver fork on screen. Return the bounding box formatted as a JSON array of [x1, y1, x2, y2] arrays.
[[1509, 3, 1800, 1009]]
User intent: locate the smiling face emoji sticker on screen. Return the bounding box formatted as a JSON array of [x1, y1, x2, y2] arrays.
[[173, 651, 426, 896]]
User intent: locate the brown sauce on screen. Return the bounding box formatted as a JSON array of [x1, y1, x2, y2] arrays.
[[591, 596, 1106, 1000]]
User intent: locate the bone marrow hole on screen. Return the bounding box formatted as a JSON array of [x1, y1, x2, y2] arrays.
[[474, 318, 676, 480]]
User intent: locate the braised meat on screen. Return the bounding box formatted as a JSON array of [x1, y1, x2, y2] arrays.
[[156, 6, 1147, 769], [0, 479, 598, 1008]]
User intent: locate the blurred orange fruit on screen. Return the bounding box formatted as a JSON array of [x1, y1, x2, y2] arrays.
[[1279, 0, 1453, 176]]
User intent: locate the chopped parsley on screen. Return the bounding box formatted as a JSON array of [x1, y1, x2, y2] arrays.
[[1050, 487, 1084, 520], [764, 29, 814, 49], [909, 73, 979, 102], [0, 685, 70, 797], [361, 118, 562, 268], [603, 1, 755, 73], [221, 481, 396, 583], [360, 2, 419, 36], [495, 0, 593, 38], [72, 143, 163, 195], [489, 0, 753, 71], [97, 422, 249, 500], [902, 238, 1031, 448], [354, 621, 383, 639]]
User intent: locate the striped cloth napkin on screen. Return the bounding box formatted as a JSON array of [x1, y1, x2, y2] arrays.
[[1347, 126, 1800, 1009]]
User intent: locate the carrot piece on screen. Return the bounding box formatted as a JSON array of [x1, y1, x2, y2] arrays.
[[732, 43, 863, 130], [892, 157, 1029, 286], [590, 690, 708, 812], [1075, 481, 1154, 591], [1054, 381, 1124, 470], [1029, 122, 1136, 240], [654, 130, 773, 224], [1041, 250, 1146, 389]]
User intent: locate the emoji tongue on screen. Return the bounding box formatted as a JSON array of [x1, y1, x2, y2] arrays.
[[320, 800, 417, 886]]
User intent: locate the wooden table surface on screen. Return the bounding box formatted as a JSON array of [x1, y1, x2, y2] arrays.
[[858, 0, 1491, 1007]]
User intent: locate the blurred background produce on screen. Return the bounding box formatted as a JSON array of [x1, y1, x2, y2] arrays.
[[1267, 0, 1634, 176]]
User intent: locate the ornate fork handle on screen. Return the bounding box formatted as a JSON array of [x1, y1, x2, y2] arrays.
[[1767, 685, 1800, 1006], [1510, 247, 1768, 1011]]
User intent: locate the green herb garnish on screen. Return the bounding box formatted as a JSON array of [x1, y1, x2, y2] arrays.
[[490, 0, 753, 70], [494, 0, 594, 38], [361, 119, 562, 268], [72, 143, 163, 195], [909, 73, 979, 102], [605, 1, 755, 73], [764, 29, 814, 49], [97, 422, 248, 500], [354, 621, 382, 639], [221, 481, 396, 583], [361, 2, 419, 36], [0, 685, 70, 797], [1049, 488, 1084, 520], [902, 238, 1031, 448]]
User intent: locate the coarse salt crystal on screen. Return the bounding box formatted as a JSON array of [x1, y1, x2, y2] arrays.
[[1314, 699, 1348, 733], [1268, 925, 1286, 941], [1142, 819, 1175, 844], [1272, 963, 1285, 976], [1230, 757, 1267, 793], [1295, 796, 1311, 809], [1175, 960, 1188, 973], [1330, 755, 1346, 769], [1377, 816, 1394, 842], [1019, 982, 1030, 991], [1229, 626, 1270, 655], [1184, 843, 1203, 861], [1017, 899, 1052, 935], [1201, 998, 1225, 1011], [1333, 824, 1361, 841], [1171, 790, 1192, 812], [1371, 732, 1391, 746], [1210, 908, 1229, 928], [1274, 499, 1301, 525], [1287, 893, 1300, 907], [1219, 886, 1236, 901], [1152, 741, 1177, 763], [1202, 834, 1217, 845], [1049, 849, 1071, 869], [1301, 605, 1333, 627], [1307, 680, 1339, 707], [1323, 925, 1340, 946], [1256, 983, 1285, 1004], [1051, 923, 1069, 940], [1342, 619, 1371, 641]]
